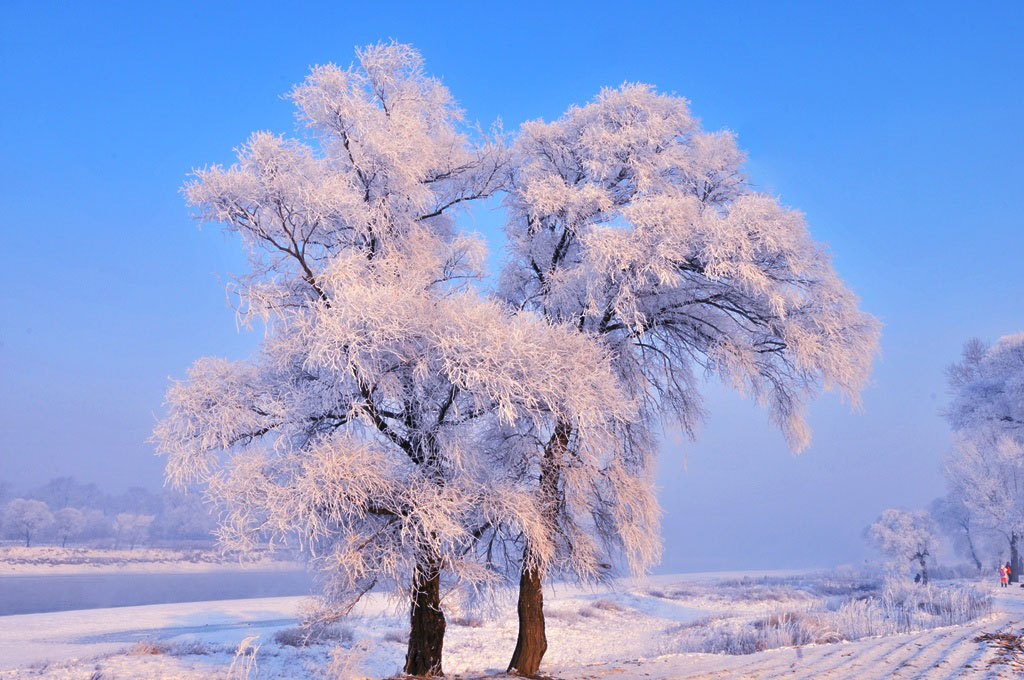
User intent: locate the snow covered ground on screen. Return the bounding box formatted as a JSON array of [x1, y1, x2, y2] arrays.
[[0, 571, 1019, 679]]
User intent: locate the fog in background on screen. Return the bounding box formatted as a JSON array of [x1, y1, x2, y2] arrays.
[[2, 1, 1021, 573]]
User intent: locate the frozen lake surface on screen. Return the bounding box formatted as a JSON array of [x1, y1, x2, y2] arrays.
[[0, 569, 314, 615]]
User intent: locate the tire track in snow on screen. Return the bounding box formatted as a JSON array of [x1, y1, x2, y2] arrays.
[[783, 637, 890, 679], [908, 616, 1004, 679], [865, 626, 972, 679], [791, 633, 911, 679]]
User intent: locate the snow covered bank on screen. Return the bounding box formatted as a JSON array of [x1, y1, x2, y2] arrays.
[[0, 571, 1013, 679], [0, 546, 301, 575]]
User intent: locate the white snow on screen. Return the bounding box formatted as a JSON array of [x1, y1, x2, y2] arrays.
[[1, 571, 1020, 679]]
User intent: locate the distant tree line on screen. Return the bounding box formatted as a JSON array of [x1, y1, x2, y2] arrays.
[[0, 476, 215, 549]]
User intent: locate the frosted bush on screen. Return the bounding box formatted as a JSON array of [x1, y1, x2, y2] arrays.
[[274, 623, 354, 647], [667, 575, 991, 656]]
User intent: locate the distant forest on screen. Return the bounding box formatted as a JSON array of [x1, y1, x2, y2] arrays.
[[0, 477, 214, 548]]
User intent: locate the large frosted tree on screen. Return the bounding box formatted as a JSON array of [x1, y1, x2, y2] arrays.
[[153, 44, 655, 677], [155, 44, 878, 677], [499, 85, 880, 674], [945, 334, 1024, 582]]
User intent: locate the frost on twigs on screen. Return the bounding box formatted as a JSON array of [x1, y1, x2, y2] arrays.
[[866, 508, 936, 582], [502, 83, 879, 453], [154, 41, 654, 638], [155, 41, 880, 674], [496, 80, 878, 615]]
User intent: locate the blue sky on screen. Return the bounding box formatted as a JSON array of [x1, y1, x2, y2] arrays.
[[1, 1, 1021, 571]]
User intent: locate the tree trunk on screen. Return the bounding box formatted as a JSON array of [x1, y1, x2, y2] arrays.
[[918, 554, 929, 584], [965, 529, 982, 572], [508, 559, 546, 676], [24, 529, 30, 548], [508, 421, 569, 676], [404, 558, 446, 677], [1012, 533, 1020, 584]]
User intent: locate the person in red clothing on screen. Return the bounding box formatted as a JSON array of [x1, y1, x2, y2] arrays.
[[1001, 563, 1011, 587]]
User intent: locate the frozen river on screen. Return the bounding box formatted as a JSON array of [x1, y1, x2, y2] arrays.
[[0, 569, 314, 615]]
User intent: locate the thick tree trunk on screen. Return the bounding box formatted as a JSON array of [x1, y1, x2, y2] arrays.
[[404, 559, 446, 677], [508, 559, 546, 676], [508, 421, 569, 676], [24, 529, 30, 548], [918, 555, 929, 584], [1011, 533, 1020, 584]]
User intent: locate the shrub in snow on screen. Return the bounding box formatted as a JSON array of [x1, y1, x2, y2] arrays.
[[127, 640, 166, 656], [448, 614, 486, 628], [591, 599, 624, 612], [381, 629, 406, 644], [665, 575, 991, 656], [273, 622, 354, 648]]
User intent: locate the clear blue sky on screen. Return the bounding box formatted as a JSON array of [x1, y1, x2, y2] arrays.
[[1, 1, 1021, 572]]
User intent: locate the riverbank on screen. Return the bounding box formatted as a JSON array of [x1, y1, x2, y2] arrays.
[[0, 545, 302, 575]]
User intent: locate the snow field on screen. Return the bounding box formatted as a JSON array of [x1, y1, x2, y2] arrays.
[[0, 572, 1016, 679]]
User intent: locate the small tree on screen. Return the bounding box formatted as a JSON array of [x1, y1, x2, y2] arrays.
[[53, 507, 86, 548], [867, 508, 936, 583], [113, 513, 154, 550], [2, 499, 54, 547]]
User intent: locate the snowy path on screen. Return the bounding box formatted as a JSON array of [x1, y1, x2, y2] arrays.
[[539, 587, 1024, 680]]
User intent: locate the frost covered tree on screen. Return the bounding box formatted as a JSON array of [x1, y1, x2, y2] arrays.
[[498, 85, 879, 673], [944, 428, 1024, 582], [2, 499, 54, 547], [930, 494, 984, 572], [80, 508, 111, 542], [53, 507, 86, 548], [867, 508, 936, 583], [945, 334, 1024, 582], [29, 477, 105, 512], [152, 490, 215, 541], [113, 513, 154, 550], [153, 43, 651, 677]]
